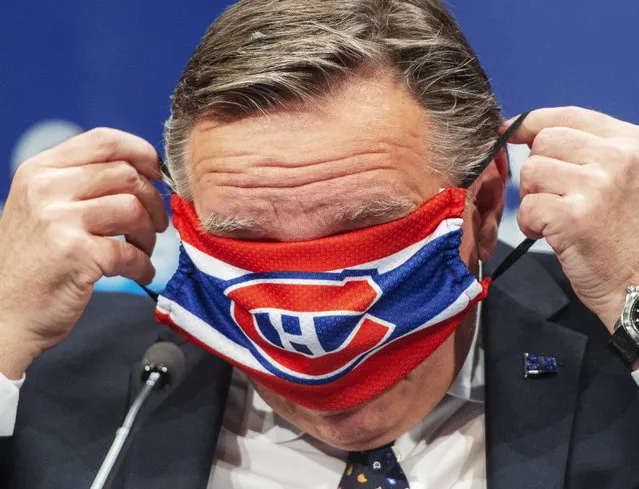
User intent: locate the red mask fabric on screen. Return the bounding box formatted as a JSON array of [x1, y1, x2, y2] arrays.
[[155, 187, 491, 411]]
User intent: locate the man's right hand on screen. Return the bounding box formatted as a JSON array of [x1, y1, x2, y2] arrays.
[[0, 128, 168, 379]]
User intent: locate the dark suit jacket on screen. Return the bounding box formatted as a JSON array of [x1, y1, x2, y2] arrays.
[[2, 244, 639, 489]]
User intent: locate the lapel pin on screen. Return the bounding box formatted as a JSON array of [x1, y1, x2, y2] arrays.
[[523, 352, 560, 378]]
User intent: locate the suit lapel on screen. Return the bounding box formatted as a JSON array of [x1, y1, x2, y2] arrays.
[[483, 246, 586, 489], [121, 328, 232, 489]]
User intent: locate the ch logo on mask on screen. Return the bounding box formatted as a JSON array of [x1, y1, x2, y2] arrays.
[[225, 276, 396, 381]]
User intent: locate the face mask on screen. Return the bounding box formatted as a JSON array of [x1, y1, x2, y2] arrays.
[[154, 113, 530, 412]]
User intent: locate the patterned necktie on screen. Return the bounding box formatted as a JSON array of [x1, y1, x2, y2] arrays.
[[338, 442, 410, 489]]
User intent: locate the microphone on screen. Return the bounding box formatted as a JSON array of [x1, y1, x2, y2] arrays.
[[89, 342, 186, 489]]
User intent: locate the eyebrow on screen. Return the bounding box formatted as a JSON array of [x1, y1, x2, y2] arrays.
[[198, 196, 416, 237], [199, 212, 264, 235], [336, 196, 415, 224]]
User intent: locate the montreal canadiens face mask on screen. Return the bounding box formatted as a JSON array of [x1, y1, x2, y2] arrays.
[[154, 113, 531, 412]]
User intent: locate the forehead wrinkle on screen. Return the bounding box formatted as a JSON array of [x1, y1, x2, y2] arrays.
[[208, 166, 399, 191], [191, 145, 404, 189], [192, 132, 426, 169], [189, 104, 430, 173]]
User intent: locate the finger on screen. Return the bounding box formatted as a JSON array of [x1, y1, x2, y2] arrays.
[[505, 107, 639, 145], [21, 162, 169, 233], [80, 194, 157, 256], [519, 155, 587, 200], [517, 193, 566, 240], [37, 127, 162, 181], [90, 237, 156, 285], [528, 126, 604, 164], [70, 162, 168, 232]]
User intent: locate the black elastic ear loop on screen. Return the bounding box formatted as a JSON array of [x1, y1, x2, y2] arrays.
[[460, 111, 530, 189], [136, 157, 172, 303], [490, 237, 536, 281], [460, 112, 536, 282], [139, 285, 159, 302]]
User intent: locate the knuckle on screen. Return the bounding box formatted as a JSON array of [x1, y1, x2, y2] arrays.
[[55, 229, 91, 260], [604, 141, 631, 164], [13, 159, 36, 180], [531, 128, 556, 155], [122, 244, 143, 267], [519, 157, 545, 192], [101, 241, 137, 275], [24, 172, 55, 205], [139, 140, 159, 162], [86, 127, 121, 159], [12, 161, 44, 196], [516, 210, 533, 237], [119, 194, 147, 223], [520, 157, 540, 182], [113, 161, 140, 187], [610, 136, 636, 152], [134, 174, 151, 196], [37, 203, 66, 224], [101, 245, 121, 275], [585, 163, 612, 191], [599, 139, 638, 180], [517, 195, 534, 223], [565, 194, 590, 224], [552, 106, 584, 128], [111, 242, 144, 274], [617, 147, 636, 175]]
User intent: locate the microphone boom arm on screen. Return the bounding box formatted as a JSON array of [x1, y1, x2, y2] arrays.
[[89, 371, 162, 489]]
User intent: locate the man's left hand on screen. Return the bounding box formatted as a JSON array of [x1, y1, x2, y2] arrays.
[[509, 106, 639, 333]]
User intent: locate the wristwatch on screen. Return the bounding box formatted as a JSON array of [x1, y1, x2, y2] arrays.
[[609, 285, 639, 367]]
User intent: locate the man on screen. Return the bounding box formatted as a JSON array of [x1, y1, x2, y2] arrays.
[[1, 0, 639, 488]]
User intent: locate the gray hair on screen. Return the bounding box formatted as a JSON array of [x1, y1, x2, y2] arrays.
[[164, 0, 502, 201]]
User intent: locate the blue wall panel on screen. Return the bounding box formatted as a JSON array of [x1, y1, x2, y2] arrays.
[[1, 1, 637, 292]]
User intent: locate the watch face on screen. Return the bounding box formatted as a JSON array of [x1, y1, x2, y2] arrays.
[[631, 298, 639, 327]]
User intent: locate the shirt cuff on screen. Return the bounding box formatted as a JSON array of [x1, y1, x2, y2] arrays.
[[0, 371, 24, 437], [632, 368, 639, 388]]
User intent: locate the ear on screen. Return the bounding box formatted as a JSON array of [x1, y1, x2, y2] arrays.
[[472, 149, 508, 262]]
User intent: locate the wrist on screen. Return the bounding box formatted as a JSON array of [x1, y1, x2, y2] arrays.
[[607, 284, 639, 369], [0, 331, 42, 380], [598, 290, 629, 335]]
